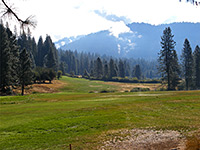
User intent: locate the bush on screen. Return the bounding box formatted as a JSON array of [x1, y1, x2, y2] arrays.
[[100, 90, 115, 93], [130, 87, 150, 92], [33, 67, 56, 83], [57, 70, 62, 80]]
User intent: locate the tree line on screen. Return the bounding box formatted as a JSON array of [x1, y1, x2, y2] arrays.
[[158, 27, 200, 90], [0, 22, 58, 95], [0, 21, 160, 95], [58, 50, 160, 81]]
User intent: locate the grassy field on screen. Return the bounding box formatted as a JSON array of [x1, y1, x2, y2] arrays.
[[0, 76, 200, 149]]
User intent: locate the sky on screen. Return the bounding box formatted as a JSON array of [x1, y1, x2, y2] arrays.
[[1, 0, 200, 41]]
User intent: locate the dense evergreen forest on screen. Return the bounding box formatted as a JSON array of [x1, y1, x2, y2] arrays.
[[1, 21, 200, 95]]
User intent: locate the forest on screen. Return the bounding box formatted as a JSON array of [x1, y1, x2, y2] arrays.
[[0, 21, 159, 95], [0, 21, 200, 96]]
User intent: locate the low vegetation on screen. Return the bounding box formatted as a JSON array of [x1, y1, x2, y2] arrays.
[[0, 76, 200, 149]]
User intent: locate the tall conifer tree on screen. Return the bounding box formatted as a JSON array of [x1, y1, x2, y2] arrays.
[[36, 36, 44, 67], [158, 27, 178, 90], [6, 25, 20, 87], [18, 49, 33, 95], [134, 64, 142, 80], [181, 38, 193, 90], [95, 57, 103, 79], [103, 61, 109, 79], [43, 36, 58, 71], [118, 59, 125, 78], [193, 45, 200, 89], [0, 24, 12, 94], [171, 50, 181, 90], [109, 59, 117, 79]]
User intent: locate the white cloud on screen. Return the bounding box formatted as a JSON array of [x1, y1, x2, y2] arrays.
[[109, 21, 132, 38], [2, 0, 200, 41]]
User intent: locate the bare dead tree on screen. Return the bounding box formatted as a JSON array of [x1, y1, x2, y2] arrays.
[[0, 0, 37, 30]]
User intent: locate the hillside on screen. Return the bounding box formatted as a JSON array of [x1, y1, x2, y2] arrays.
[[56, 22, 200, 59], [0, 76, 200, 149]]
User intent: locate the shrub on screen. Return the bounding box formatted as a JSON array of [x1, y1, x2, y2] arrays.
[[100, 90, 115, 93], [130, 87, 150, 92]]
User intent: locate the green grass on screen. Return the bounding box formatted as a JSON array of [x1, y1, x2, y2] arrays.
[[0, 76, 200, 149], [59, 76, 116, 93]]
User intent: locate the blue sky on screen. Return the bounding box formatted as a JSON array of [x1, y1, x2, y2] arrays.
[[1, 0, 200, 41]]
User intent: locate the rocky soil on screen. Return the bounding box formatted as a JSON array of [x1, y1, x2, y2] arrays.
[[100, 129, 186, 150]]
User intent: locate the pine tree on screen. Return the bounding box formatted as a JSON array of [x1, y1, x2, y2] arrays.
[[0, 24, 12, 94], [31, 37, 37, 66], [181, 39, 193, 90], [59, 62, 67, 75], [158, 27, 178, 90], [95, 57, 103, 79], [103, 61, 109, 79], [193, 45, 200, 89], [6, 25, 20, 88], [118, 59, 125, 78], [83, 69, 90, 78], [43, 36, 58, 70], [36, 36, 45, 67], [124, 61, 131, 77], [18, 49, 33, 95], [134, 64, 142, 80], [109, 59, 117, 79], [171, 50, 181, 90]]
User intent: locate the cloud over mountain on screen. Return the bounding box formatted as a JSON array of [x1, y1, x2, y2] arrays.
[[56, 22, 200, 59]]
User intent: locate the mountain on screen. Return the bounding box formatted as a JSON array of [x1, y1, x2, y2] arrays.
[[56, 22, 200, 59]]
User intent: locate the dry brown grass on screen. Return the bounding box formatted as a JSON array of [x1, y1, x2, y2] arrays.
[[13, 80, 66, 95], [102, 82, 163, 92]]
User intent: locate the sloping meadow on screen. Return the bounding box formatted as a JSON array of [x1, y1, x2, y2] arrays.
[[0, 77, 200, 149]]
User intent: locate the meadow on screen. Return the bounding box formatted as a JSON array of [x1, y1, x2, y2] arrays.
[[0, 76, 200, 149]]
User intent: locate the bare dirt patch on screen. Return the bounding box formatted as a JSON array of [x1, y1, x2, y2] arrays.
[[100, 129, 186, 150], [102, 82, 162, 92]]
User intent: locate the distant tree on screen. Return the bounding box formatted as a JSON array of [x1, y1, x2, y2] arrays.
[[124, 61, 131, 77], [95, 57, 103, 79], [31, 37, 37, 66], [46, 68, 56, 83], [109, 59, 117, 79], [83, 69, 90, 78], [0, 23, 12, 94], [181, 39, 194, 90], [103, 62, 109, 79], [43, 36, 58, 71], [18, 31, 36, 67], [57, 70, 62, 80], [193, 45, 200, 89], [59, 62, 67, 75], [134, 64, 142, 80], [70, 71, 75, 77], [33, 67, 56, 83], [118, 59, 125, 78], [18, 49, 33, 95], [36, 36, 45, 67], [171, 50, 181, 90], [158, 27, 178, 90]]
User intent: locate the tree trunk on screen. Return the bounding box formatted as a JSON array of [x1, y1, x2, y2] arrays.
[[21, 84, 24, 96]]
